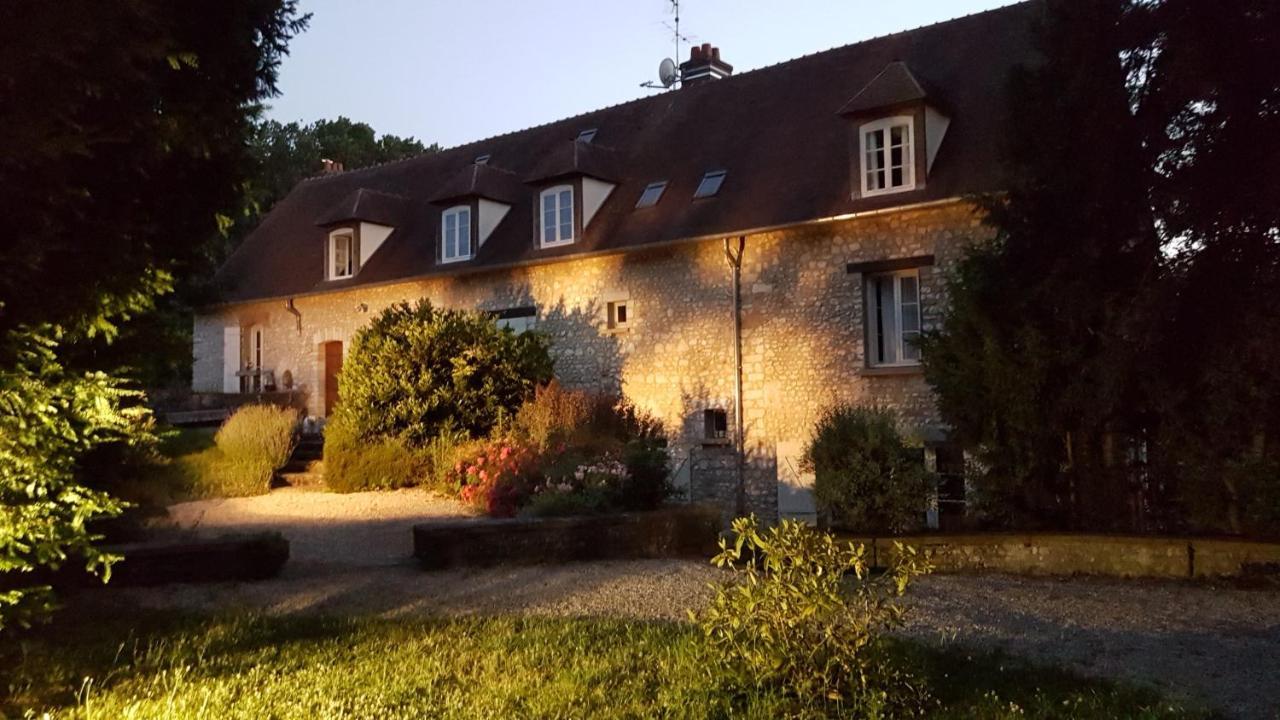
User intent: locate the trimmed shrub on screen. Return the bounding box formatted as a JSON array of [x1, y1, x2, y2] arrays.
[[188, 404, 299, 497], [804, 405, 932, 534], [323, 413, 425, 493], [333, 300, 554, 447], [696, 516, 930, 716], [215, 405, 297, 471]]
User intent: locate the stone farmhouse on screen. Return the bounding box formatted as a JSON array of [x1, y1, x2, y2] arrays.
[[195, 3, 1038, 522]]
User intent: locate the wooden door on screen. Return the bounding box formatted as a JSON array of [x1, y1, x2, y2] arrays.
[[323, 341, 343, 416]]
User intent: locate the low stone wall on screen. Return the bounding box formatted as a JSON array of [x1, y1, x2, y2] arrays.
[[840, 532, 1280, 579], [90, 533, 289, 587], [413, 505, 722, 570]]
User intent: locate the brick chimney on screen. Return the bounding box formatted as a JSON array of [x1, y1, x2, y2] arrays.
[[679, 43, 733, 87], [320, 158, 345, 174]]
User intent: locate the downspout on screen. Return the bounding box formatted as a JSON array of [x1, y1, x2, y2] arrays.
[[284, 298, 302, 335], [724, 236, 747, 517]]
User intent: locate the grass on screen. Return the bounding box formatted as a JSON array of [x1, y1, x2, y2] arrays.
[[1, 611, 1203, 719]]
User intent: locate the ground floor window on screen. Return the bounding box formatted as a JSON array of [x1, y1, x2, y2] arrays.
[[495, 306, 537, 334]]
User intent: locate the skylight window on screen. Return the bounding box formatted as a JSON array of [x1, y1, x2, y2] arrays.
[[474, 154, 491, 165], [693, 170, 727, 199], [635, 181, 667, 209], [576, 128, 598, 143]]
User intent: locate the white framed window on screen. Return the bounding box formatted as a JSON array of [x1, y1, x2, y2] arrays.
[[694, 170, 726, 199], [606, 300, 630, 331], [540, 185, 574, 247], [441, 205, 472, 263], [495, 306, 537, 334], [860, 116, 915, 196], [635, 181, 667, 209], [865, 269, 921, 366], [328, 229, 356, 279]]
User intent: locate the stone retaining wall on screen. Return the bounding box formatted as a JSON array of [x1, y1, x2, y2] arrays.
[[842, 532, 1280, 579], [413, 505, 722, 570]]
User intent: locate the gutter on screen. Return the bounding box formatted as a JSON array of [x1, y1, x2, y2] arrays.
[[200, 197, 975, 312], [724, 236, 747, 517]]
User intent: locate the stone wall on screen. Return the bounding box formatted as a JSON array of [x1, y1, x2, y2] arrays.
[[843, 533, 1280, 579], [193, 200, 990, 519]]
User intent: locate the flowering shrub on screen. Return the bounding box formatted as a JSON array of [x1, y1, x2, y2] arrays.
[[450, 440, 543, 517]]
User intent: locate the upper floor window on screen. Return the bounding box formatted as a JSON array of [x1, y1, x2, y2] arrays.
[[441, 206, 472, 263], [495, 306, 537, 334], [635, 181, 667, 209], [694, 170, 727, 199], [329, 229, 356, 279], [540, 185, 574, 247], [860, 117, 915, 196], [865, 268, 921, 366]]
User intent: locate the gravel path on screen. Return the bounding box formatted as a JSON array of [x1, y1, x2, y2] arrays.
[[94, 490, 1280, 719]]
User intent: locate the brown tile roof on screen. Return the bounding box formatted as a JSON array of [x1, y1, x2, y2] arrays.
[[838, 61, 930, 116], [212, 1, 1039, 305], [313, 188, 411, 227]]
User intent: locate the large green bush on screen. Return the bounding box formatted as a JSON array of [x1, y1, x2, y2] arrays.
[[696, 516, 930, 716], [202, 405, 298, 496], [804, 405, 932, 534], [333, 300, 553, 447]]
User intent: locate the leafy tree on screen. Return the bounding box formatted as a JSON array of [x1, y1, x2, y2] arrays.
[[919, 0, 1160, 529], [0, 0, 307, 627], [1125, 0, 1280, 534], [332, 300, 554, 447], [230, 117, 436, 246]]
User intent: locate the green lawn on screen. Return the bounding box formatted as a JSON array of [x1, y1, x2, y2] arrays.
[[2, 611, 1201, 719]]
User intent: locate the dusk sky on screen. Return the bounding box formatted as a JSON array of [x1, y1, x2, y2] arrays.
[[266, 0, 1015, 149]]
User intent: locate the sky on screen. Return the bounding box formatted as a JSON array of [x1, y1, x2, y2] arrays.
[[266, 0, 1016, 149]]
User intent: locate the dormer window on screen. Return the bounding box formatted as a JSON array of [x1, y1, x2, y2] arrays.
[[328, 228, 357, 279], [860, 117, 915, 196], [694, 170, 726, 199], [442, 206, 472, 263], [540, 185, 574, 247]]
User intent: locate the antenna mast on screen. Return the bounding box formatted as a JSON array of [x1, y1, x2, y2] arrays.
[[641, 0, 689, 90]]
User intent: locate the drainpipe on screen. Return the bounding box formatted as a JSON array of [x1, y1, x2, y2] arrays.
[[724, 236, 747, 517], [284, 298, 302, 334]]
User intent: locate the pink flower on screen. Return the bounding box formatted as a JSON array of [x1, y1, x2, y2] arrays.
[[476, 455, 486, 467], [466, 465, 477, 476], [479, 469, 489, 481], [500, 446, 511, 460]]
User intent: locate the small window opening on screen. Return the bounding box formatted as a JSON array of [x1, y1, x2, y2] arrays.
[[495, 306, 537, 334], [635, 181, 667, 209], [607, 300, 630, 330], [576, 128, 598, 143], [704, 409, 728, 440], [694, 170, 727, 199], [474, 153, 491, 165]]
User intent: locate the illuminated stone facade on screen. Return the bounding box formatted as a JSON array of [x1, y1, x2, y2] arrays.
[[193, 200, 990, 518]]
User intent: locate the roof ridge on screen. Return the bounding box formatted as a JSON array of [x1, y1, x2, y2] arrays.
[[294, 1, 1034, 187]]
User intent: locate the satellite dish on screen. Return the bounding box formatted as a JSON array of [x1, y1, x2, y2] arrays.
[[658, 57, 678, 88]]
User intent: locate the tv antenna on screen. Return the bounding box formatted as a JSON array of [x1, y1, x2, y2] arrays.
[[640, 0, 688, 90]]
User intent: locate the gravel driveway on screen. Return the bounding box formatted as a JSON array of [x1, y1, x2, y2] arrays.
[[97, 489, 1280, 719]]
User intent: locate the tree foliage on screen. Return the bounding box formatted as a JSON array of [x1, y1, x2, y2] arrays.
[[0, 0, 307, 627], [331, 300, 554, 447], [921, 0, 1280, 533], [0, 328, 155, 630]]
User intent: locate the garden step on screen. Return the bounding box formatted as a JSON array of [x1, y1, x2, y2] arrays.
[[279, 471, 325, 488]]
